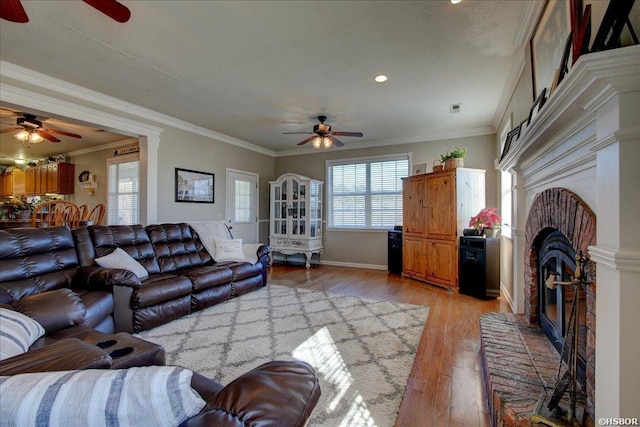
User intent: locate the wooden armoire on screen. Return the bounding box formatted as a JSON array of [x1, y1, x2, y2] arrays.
[[402, 168, 485, 290]]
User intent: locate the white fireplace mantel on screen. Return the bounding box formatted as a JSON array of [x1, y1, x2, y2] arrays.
[[499, 45, 640, 418]]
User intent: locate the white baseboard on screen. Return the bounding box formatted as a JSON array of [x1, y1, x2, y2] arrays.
[[320, 260, 388, 270], [500, 282, 516, 312]]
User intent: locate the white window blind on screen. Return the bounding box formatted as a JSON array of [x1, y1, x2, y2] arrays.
[[107, 154, 140, 225], [327, 154, 409, 229]]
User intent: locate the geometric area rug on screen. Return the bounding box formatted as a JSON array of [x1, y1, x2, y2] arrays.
[[136, 284, 429, 427]]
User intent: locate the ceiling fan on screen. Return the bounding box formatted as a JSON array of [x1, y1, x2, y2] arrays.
[[0, 0, 131, 23], [1, 113, 82, 143], [283, 116, 363, 148]]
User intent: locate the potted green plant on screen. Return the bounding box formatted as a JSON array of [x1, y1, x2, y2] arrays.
[[441, 148, 466, 170]]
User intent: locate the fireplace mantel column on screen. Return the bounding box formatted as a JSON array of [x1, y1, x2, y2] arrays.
[[510, 166, 527, 314], [589, 91, 640, 419]]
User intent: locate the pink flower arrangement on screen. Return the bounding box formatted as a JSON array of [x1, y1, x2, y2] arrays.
[[469, 207, 501, 231]]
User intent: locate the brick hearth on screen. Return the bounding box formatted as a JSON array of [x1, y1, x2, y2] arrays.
[[480, 312, 587, 427]]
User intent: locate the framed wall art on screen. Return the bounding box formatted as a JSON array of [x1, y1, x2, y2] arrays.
[[531, 0, 572, 101], [412, 163, 426, 175], [528, 88, 548, 126], [500, 124, 523, 162], [175, 168, 214, 203]]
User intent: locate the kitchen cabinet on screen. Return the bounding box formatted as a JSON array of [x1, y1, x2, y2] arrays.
[[25, 163, 74, 195], [269, 173, 323, 268], [0, 168, 25, 198], [402, 168, 485, 290]]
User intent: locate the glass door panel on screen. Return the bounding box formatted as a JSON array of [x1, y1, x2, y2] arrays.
[[275, 201, 281, 219]]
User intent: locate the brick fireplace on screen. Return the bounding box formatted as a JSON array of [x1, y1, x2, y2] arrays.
[[480, 187, 597, 425], [524, 187, 597, 413], [481, 46, 640, 425]]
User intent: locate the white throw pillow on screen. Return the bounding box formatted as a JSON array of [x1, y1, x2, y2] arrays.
[[0, 307, 45, 361], [214, 238, 247, 262], [0, 366, 206, 427], [95, 247, 149, 279]]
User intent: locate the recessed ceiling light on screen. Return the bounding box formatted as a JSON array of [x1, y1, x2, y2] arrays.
[[451, 0, 462, 4], [14, 158, 26, 165], [374, 74, 388, 83]]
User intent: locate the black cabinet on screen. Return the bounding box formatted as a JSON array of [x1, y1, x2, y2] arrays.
[[459, 237, 500, 299], [388, 230, 403, 274]]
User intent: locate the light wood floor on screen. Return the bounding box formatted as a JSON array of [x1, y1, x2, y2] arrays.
[[267, 264, 511, 427]]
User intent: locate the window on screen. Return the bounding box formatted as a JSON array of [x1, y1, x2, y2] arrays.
[[327, 154, 409, 229], [107, 154, 140, 225], [234, 179, 253, 223], [499, 120, 512, 238]]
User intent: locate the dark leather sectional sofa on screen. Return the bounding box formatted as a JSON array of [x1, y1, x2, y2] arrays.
[[0, 223, 269, 334], [0, 224, 320, 426]]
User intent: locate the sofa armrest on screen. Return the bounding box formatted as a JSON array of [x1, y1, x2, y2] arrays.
[[181, 360, 320, 427], [11, 288, 86, 335], [240, 243, 269, 265], [255, 244, 270, 260], [74, 265, 142, 290], [0, 338, 112, 376]]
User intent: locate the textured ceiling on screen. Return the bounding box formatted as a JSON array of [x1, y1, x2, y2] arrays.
[[0, 1, 528, 159]]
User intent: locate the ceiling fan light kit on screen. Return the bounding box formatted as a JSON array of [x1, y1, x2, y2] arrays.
[[1, 113, 82, 144], [14, 129, 43, 144], [283, 115, 364, 150]]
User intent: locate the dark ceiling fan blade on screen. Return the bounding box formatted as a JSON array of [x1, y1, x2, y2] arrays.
[[329, 136, 344, 147], [43, 128, 82, 139], [297, 136, 317, 146], [82, 0, 131, 22], [331, 131, 363, 137], [283, 132, 313, 135], [0, 127, 22, 134], [0, 0, 29, 23], [36, 130, 61, 143]]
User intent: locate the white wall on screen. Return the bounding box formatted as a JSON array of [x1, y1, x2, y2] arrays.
[[275, 134, 498, 268]]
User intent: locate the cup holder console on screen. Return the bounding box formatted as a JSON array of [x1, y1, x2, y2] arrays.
[[109, 347, 134, 358], [95, 339, 135, 359], [96, 340, 118, 349], [89, 333, 165, 368]]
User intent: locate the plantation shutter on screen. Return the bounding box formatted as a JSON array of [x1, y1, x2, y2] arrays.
[[107, 154, 140, 225], [327, 154, 409, 229]]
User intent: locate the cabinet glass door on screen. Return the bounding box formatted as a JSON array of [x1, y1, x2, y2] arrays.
[[273, 183, 286, 236], [310, 182, 322, 238]]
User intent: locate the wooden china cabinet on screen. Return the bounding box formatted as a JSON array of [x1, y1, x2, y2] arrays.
[[402, 168, 485, 290]]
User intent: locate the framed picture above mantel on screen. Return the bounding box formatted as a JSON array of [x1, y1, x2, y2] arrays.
[[175, 168, 214, 203], [531, 0, 572, 101]]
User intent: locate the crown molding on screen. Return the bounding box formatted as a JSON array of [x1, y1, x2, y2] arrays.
[[0, 61, 275, 157], [513, 1, 544, 48]]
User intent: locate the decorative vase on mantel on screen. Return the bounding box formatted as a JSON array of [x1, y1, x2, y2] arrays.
[[482, 227, 499, 238]]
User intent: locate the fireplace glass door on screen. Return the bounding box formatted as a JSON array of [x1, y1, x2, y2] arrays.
[[538, 230, 587, 385]]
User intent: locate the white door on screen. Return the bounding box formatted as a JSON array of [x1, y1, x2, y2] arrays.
[[226, 169, 258, 243]]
